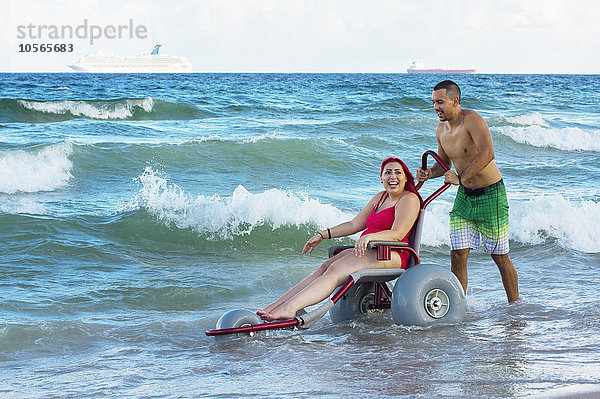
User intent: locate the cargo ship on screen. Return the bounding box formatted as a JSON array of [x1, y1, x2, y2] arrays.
[[68, 45, 193, 73], [407, 61, 476, 74]]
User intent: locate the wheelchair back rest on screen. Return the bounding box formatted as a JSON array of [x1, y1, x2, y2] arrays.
[[406, 209, 425, 268]]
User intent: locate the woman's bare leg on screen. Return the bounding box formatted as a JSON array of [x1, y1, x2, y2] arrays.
[[257, 249, 352, 316], [262, 250, 401, 321]]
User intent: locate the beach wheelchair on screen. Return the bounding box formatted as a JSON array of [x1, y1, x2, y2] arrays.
[[206, 151, 465, 337]]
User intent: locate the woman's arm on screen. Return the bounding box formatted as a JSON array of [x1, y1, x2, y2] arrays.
[[302, 193, 382, 254], [353, 192, 421, 257]]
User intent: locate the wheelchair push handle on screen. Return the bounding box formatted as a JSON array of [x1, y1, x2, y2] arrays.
[[415, 150, 452, 208], [415, 150, 450, 191], [422, 150, 450, 172]]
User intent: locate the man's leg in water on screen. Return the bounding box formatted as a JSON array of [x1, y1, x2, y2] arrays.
[[491, 253, 519, 303], [451, 248, 470, 293]]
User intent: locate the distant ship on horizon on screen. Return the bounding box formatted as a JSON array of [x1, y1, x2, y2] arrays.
[[407, 61, 476, 74], [69, 45, 193, 73]]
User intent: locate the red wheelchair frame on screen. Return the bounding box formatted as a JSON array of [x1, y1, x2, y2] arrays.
[[206, 151, 450, 337]]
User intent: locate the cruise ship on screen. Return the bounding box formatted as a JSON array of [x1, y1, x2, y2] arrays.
[[68, 45, 193, 73], [407, 61, 476, 74]]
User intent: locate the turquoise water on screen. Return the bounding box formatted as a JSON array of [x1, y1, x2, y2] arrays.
[[1, 73, 599, 398]]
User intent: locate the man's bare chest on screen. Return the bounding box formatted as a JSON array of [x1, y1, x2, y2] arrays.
[[439, 129, 475, 159]]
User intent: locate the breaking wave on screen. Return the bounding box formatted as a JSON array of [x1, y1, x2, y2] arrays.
[[119, 167, 352, 240], [0, 141, 73, 194], [498, 125, 600, 152], [511, 196, 600, 253], [494, 112, 600, 152], [0, 97, 211, 122], [421, 196, 600, 253]]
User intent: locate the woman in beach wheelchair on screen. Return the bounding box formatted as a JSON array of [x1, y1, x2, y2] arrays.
[[257, 157, 420, 321], [206, 152, 465, 337]]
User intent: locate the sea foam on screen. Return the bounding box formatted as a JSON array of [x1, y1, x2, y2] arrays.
[[495, 112, 600, 152], [121, 167, 352, 239], [0, 141, 73, 194], [421, 196, 600, 253], [0, 198, 47, 214], [18, 97, 154, 120], [498, 125, 600, 152], [511, 196, 600, 253], [502, 111, 549, 127]]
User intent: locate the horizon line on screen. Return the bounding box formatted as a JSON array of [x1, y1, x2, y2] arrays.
[[1, 70, 599, 75]]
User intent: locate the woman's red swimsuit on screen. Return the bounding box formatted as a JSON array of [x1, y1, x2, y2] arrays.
[[361, 192, 413, 268]]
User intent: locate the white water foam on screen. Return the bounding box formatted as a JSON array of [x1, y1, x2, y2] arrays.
[[511, 196, 600, 253], [121, 167, 352, 239], [503, 112, 549, 127], [492, 111, 600, 151], [18, 97, 154, 120], [0, 198, 46, 214], [420, 196, 600, 253], [243, 131, 281, 143], [497, 125, 600, 152], [0, 141, 73, 194], [420, 201, 453, 248], [189, 134, 226, 143]]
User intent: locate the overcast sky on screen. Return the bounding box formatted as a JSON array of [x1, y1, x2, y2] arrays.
[[2, 0, 599, 73]]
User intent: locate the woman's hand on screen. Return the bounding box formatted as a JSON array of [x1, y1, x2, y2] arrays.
[[302, 233, 323, 254], [353, 234, 370, 257]]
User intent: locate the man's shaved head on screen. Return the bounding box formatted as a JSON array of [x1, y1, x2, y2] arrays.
[[434, 80, 461, 103]]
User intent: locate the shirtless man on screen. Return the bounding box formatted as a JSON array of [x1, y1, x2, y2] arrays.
[[417, 80, 519, 302]]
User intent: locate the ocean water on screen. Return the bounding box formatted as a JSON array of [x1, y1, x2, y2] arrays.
[[1, 73, 599, 398]]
